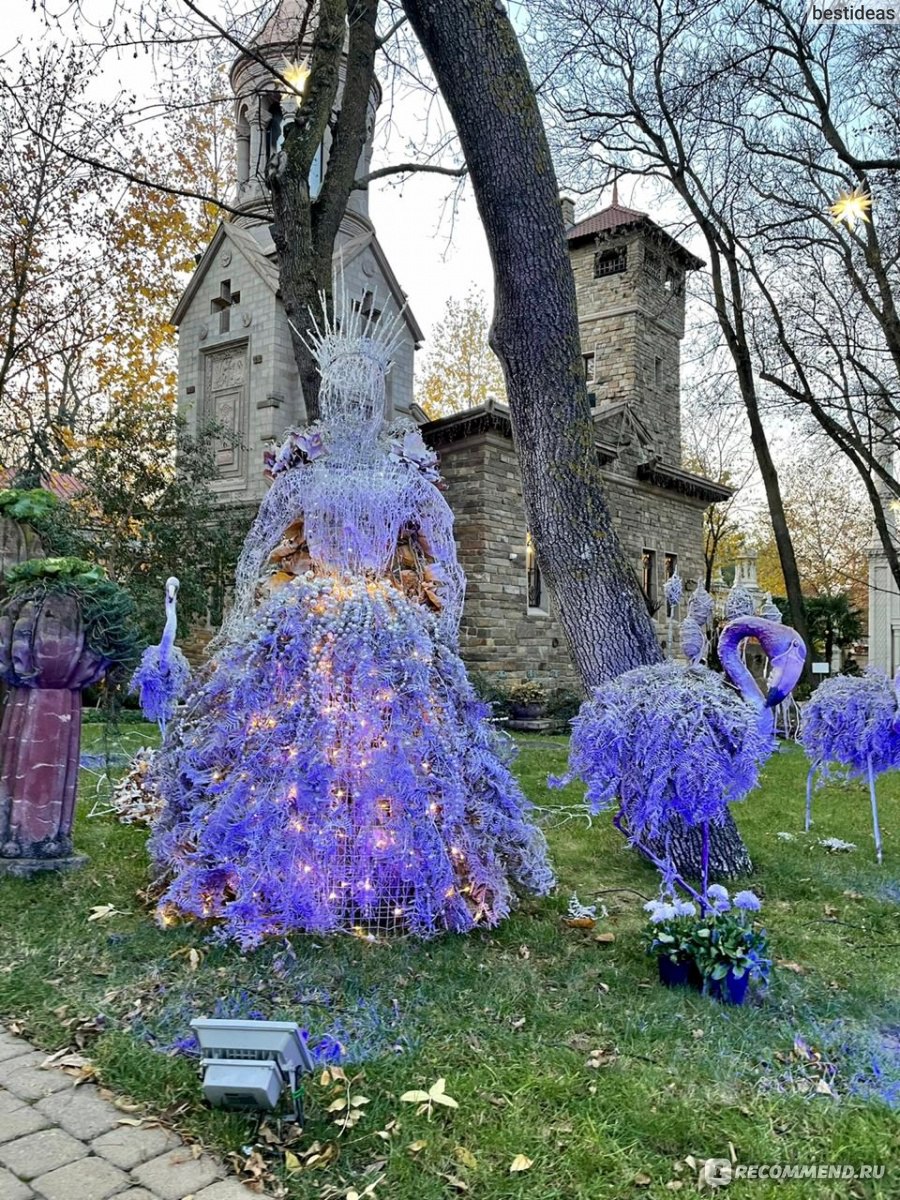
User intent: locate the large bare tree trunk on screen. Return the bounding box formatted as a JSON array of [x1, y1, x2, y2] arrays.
[[401, 0, 751, 877], [402, 0, 661, 685]]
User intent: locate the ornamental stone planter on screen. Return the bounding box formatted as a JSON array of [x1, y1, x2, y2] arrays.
[[506, 715, 553, 733], [0, 590, 108, 877]]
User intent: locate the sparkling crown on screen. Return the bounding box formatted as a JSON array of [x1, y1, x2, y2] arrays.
[[297, 273, 408, 378]]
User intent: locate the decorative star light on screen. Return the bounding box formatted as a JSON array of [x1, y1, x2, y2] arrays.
[[282, 60, 311, 98], [829, 186, 872, 230]]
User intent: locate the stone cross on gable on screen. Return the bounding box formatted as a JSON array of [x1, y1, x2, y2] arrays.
[[210, 279, 241, 334]]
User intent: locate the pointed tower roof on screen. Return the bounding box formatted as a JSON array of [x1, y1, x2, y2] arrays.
[[251, 0, 314, 50], [229, 0, 317, 92], [566, 187, 704, 270]]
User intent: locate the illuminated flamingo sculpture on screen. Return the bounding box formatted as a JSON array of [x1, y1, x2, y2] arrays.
[[562, 615, 807, 902], [801, 669, 897, 864], [130, 577, 190, 737]]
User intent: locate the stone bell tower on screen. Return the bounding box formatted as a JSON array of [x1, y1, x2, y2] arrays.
[[229, 0, 378, 240], [565, 186, 704, 465], [172, 0, 421, 507]]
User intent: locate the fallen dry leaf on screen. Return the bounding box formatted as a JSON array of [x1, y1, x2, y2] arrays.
[[510, 1155, 533, 1174], [594, 932, 616, 944], [87, 905, 126, 922], [634, 1173, 652, 1186], [439, 1174, 469, 1192], [454, 1146, 478, 1169]]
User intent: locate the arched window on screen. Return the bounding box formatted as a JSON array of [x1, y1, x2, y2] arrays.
[[236, 105, 250, 184], [265, 100, 284, 159]]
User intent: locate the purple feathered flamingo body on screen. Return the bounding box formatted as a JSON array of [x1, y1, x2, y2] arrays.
[[130, 577, 191, 736], [560, 615, 807, 902], [801, 666, 895, 862]]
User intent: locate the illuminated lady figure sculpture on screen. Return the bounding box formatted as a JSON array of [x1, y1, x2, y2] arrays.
[[150, 289, 554, 946]]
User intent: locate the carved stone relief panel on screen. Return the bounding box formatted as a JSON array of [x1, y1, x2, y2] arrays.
[[203, 344, 248, 483]]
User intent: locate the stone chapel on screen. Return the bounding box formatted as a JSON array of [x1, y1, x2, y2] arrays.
[[173, 0, 730, 688]]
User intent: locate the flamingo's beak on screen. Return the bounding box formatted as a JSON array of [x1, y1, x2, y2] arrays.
[[166, 577, 180, 602], [765, 629, 807, 708]]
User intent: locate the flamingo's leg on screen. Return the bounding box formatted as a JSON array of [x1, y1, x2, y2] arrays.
[[701, 820, 710, 899], [805, 762, 816, 832], [866, 753, 884, 866]]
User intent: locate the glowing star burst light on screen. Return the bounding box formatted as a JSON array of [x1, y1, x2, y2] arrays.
[[829, 186, 872, 230], [282, 59, 311, 97]]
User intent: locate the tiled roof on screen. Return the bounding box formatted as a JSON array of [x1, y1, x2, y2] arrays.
[[566, 201, 705, 269], [566, 202, 648, 240], [0, 470, 85, 500]]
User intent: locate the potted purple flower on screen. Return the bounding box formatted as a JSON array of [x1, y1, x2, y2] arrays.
[[642, 896, 703, 989], [690, 886, 771, 1005], [642, 886, 769, 1003]]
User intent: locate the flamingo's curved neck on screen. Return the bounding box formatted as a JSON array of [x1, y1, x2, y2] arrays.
[[719, 635, 764, 712], [160, 594, 177, 667], [718, 615, 806, 735]]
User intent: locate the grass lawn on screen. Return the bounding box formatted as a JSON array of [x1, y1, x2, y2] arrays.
[[0, 726, 897, 1199]]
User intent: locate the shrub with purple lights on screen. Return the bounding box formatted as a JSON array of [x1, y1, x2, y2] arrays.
[[148, 287, 553, 944]]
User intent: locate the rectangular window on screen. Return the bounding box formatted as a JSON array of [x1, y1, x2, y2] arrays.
[[664, 552, 677, 614], [594, 246, 627, 278], [655, 356, 663, 388], [583, 352, 595, 383], [351, 290, 382, 326], [645, 250, 661, 279], [525, 532, 546, 614], [642, 548, 658, 611], [664, 265, 684, 295]]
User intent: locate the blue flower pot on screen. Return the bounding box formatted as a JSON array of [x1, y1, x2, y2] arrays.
[[658, 957, 702, 990], [708, 968, 751, 1006]]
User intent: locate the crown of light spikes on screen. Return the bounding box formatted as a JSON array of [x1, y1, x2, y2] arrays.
[[301, 275, 408, 378]]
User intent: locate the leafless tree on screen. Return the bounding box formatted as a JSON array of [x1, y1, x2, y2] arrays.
[[529, 0, 900, 617]]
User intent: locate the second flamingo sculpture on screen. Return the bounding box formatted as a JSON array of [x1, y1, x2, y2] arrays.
[[130, 577, 191, 738], [801, 668, 898, 864], [561, 615, 807, 902]]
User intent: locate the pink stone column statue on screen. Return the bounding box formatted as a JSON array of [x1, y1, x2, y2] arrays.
[[0, 590, 108, 876]]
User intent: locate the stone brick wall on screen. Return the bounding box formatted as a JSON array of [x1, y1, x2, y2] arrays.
[[602, 469, 708, 653], [177, 222, 419, 510], [428, 417, 709, 683], [435, 431, 581, 694]]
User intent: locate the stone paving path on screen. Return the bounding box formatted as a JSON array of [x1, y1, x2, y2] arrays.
[[0, 1027, 267, 1200]]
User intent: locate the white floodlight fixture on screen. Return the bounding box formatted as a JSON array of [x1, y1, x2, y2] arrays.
[[190, 1018, 317, 1123]]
